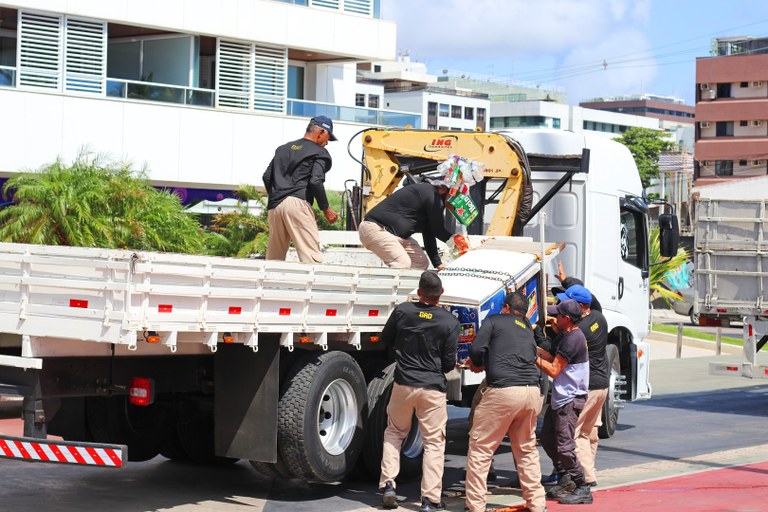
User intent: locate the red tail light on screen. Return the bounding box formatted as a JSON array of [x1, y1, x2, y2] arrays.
[[129, 377, 155, 406]]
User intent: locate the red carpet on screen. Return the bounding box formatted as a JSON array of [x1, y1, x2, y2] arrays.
[[549, 461, 768, 512]]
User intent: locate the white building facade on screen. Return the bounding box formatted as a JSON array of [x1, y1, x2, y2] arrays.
[[0, 1, 414, 198]]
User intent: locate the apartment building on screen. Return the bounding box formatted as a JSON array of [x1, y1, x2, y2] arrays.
[[358, 56, 490, 131], [580, 94, 695, 152], [695, 36, 768, 185], [0, 1, 414, 198]]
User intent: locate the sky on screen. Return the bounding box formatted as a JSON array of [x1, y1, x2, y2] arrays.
[[381, 0, 768, 105]]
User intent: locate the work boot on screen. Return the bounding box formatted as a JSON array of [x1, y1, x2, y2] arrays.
[[418, 496, 446, 512], [558, 484, 593, 504], [540, 472, 561, 485], [381, 481, 397, 509], [545, 473, 575, 499]]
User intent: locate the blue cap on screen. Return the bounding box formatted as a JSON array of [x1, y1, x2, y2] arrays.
[[310, 116, 337, 141], [556, 284, 592, 305]]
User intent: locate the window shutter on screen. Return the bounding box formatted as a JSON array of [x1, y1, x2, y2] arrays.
[[253, 45, 286, 113], [311, 0, 341, 10], [343, 0, 373, 16], [217, 40, 252, 109], [64, 17, 107, 94], [17, 10, 63, 90]]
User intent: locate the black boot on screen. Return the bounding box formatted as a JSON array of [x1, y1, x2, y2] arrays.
[[558, 484, 593, 505], [545, 472, 575, 499], [381, 480, 397, 509], [418, 496, 446, 512]]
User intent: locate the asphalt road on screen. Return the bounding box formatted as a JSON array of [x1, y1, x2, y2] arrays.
[[1, 348, 767, 512]]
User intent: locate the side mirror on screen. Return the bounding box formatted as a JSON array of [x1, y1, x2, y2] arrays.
[[658, 213, 680, 258]]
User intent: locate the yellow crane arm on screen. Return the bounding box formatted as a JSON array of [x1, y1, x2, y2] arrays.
[[360, 129, 527, 236]]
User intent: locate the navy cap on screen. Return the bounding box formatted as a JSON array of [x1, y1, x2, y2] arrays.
[[547, 299, 582, 322], [310, 116, 337, 141], [556, 284, 592, 305]]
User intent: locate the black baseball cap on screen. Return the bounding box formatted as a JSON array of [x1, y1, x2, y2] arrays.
[[547, 299, 582, 322], [310, 115, 337, 141]]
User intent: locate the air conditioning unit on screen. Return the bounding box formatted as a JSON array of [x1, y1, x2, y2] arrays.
[[752, 81, 764, 87], [751, 120, 763, 127], [700, 83, 711, 90], [700, 122, 711, 128], [708, 89, 717, 100]]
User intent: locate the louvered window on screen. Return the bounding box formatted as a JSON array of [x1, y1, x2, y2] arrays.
[[17, 11, 63, 90], [18, 10, 106, 94], [343, 0, 373, 16], [311, 0, 341, 10], [217, 39, 286, 113], [64, 18, 106, 94]]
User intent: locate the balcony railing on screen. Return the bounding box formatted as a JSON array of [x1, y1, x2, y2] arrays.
[[0, 66, 16, 88], [106, 79, 215, 107], [273, 0, 380, 18], [287, 99, 421, 128]]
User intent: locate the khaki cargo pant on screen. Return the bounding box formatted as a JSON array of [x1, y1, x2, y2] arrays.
[[358, 220, 429, 269], [266, 196, 323, 264], [379, 383, 447, 504], [574, 387, 609, 484], [465, 385, 546, 512]]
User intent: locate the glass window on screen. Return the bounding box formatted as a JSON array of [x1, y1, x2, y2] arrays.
[[464, 107, 474, 120], [740, 81, 749, 88], [619, 202, 648, 273], [428, 102, 437, 116], [451, 105, 462, 118], [716, 121, 734, 136], [553, 118, 561, 129], [716, 82, 731, 98], [439, 104, 449, 117], [368, 94, 379, 108], [739, 160, 748, 166], [288, 65, 305, 99], [0, 33, 17, 67], [715, 160, 733, 176], [740, 120, 748, 127], [355, 93, 366, 107], [476, 107, 486, 128], [108, 41, 141, 81]]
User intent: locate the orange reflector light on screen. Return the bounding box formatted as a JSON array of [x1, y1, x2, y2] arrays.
[[637, 349, 644, 359], [370, 335, 380, 343], [69, 299, 88, 308], [158, 304, 173, 313], [368, 310, 379, 317], [129, 377, 155, 406], [228, 307, 242, 315], [146, 331, 160, 343], [223, 333, 235, 344], [299, 336, 311, 344]]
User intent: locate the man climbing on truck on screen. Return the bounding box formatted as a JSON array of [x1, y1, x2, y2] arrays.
[[358, 179, 455, 270]]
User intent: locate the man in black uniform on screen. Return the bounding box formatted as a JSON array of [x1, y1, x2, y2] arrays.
[[379, 271, 459, 512], [358, 180, 454, 270], [556, 284, 609, 495], [262, 116, 339, 263], [464, 292, 547, 512]]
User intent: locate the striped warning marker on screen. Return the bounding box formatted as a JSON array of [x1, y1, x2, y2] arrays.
[[0, 435, 125, 467]]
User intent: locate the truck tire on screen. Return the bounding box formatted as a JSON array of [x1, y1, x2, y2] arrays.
[[86, 396, 170, 462], [598, 344, 621, 439], [277, 351, 367, 482], [360, 362, 423, 480], [249, 459, 294, 480]]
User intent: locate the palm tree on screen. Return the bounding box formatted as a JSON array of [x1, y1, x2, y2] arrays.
[[0, 152, 205, 254], [649, 225, 690, 305], [203, 184, 269, 258]]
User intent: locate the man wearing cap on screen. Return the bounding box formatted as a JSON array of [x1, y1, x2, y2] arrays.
[[556, 284, 609, 494], [379, 271, 459, 512], [262, 116, 339, 263], [536, 299, 593, 505], [463, 291, 547, 512], [358, 180, 454, 270]]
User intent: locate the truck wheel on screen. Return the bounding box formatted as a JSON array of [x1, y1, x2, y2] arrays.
[[689, 308, 699, 326], [158, 411, 191, 463], [360, 362, 423, 480], [86, 396, 170, 462], [249, 459, 295, 480], [598, 344, 621, 439], [278, 351, 367, 482]]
